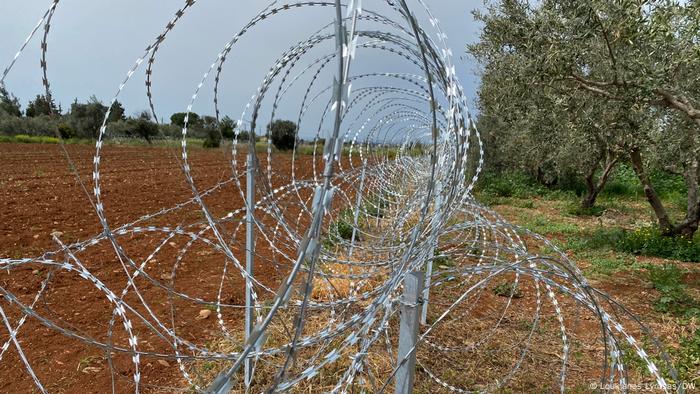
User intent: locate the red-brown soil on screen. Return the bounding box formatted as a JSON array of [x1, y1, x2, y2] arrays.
[[0, 142, 361, 393]]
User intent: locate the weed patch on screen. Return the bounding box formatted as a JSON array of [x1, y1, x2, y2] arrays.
[[618, 227, 700, 263], [647, 264, 699, 318], [493, 281, 523, 298], [566, 203, 606, 217]]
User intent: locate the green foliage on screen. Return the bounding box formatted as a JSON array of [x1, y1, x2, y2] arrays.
[[69, 96, 109, 138], [0, 134, 59, 144], [619, 329, 700, 383], [0, 86, 22, 117], [521, 215, 579, 235], [202, 138, 220, 148], [674, 329, 700, 382], [125, 112, 159, 143], [566, 226, 700, 262], [294, 144, 317, 155], [334, 220, 354, 241], [646, 264, 699, 318], [492, 282, 523, 298], [108, 100, 126, 123], [587, 255, 631, 276], [220, 116, 236, 140], [603, 164, 688, 199], [363, 196, 388, 218], [267, 120, 297, 151], [170, 112, 200, 128], [476, 171, 547, 199], [433, 249, 455, 268], [469, 0, 700, 235], [201, 115, 221, 148], [0, 114, 58, 136], [202, 128, 221, 148], [618, 227, 700, 263], [600, 165, 640, 197], [57, 123, 76, 139], [26, 94, 60, 117], [327, 210, 356, 245], [566, 203, 606, 217]]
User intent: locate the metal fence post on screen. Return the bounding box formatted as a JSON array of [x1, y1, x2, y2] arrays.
[[421, 180, 442, 325], [395, 271, 424, 394], [244, 150, 256, 388], [349, 159, 367, 257]]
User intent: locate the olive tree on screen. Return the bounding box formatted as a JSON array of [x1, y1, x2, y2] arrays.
[[268, 120, 297, 151], [0, 86, 21, 117], [470, 0, 700, 236]]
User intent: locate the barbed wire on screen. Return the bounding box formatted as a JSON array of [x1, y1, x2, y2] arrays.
[[0, 1, 685, 393]]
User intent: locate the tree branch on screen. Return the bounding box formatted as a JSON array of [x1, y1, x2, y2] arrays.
[[568, 75, 621, 100], [654, 88, 700, 121]]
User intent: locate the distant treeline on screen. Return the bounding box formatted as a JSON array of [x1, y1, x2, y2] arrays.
[[0, 88, 251, 148]]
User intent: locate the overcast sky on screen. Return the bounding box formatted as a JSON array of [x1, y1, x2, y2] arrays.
[[0, 1, 484, 135]]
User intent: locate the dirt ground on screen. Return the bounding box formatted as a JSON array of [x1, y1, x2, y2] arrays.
[[0, 142, 342, 393], [0, 143, 696, 393]]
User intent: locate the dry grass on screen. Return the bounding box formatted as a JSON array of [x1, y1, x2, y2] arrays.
[[182, 194, 698, 392]]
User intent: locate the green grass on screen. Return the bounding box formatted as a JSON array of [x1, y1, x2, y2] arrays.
[[565, 228, 623, 252], [566, 203, 606, 217], [564, 226, 700, 263], [475, 172, 548, 199], [587, 255, 634, 276], [646, 264, 699, 318], [0, 134, 214, 148], [0, 134, 61, 144], [477, 171, 700, 383], [477, 166, 687, 206], [620, 328, 699, 383], [295, 143, 321, 155], [618, 227, 700, 263], [520, 214, 580, 235]]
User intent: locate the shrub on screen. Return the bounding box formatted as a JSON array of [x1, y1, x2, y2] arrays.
[[203, 132, 221, 148], [568, 227, 700, 262], [334, 220, 354, 240], [476, 171, 547, 198], [601, 164, 639, 197], [618, 227, 700, 262], [267, 120, 297, 151], [57, 123, 76, 139], [364, 196, 388, 218], [327, 210, 356, 245], [433, 249, 455, 268], [126, 112, 159, 143], [0, 115, 58, 136], [493, 281, 523, 298]]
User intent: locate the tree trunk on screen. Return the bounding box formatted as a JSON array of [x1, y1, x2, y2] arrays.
[[582, 174, 597, 208], [581, 154, 618, 209], [629, 147, 674, 234], [630, 149, 700, 238], [673, 157, 700, 238]]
